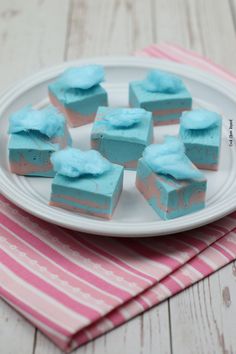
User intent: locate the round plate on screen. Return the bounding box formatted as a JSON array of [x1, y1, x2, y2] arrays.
[[0, 57, 235, 237]]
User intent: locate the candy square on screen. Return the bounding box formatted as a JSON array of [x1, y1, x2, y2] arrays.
[[8, 106, 72, 177], [91, 107, 153, 169], [136, 137, 207, 220], [48, 65, 108, 127], [179, 109, 222, 170], [136, 157, 207, 219], [49, 149, 124, 219], [129, 70, 192, 126]]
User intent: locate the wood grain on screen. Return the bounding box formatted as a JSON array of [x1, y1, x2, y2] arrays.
[[169, 261, 236, 354], [0, 0, 69, 91], [191, 0, 236, 74], [0, 1, 69, 352], [152, 0, 199, 50], [0, 300, 35, 354], [66, 0, 153, 59], [152, 0, 236, 73], [34, 302, 171, 354]]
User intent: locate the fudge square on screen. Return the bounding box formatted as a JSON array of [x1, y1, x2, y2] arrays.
[[8, 105, 72, 177], [179, 109, 222, 171], [48, 65, 108, 128], [129, 69, 192, 126], [50, 148, 124, 219], [136, 137, 207, 220], [91, 107, 153, 170]]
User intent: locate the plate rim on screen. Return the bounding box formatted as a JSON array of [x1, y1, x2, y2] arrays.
[[0, 56, 236, 237]]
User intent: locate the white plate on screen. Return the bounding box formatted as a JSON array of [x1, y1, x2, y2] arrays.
[[0, 57, 235, 237]]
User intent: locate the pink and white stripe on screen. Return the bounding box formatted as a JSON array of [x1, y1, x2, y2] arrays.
[[1, 44, 236, 352]]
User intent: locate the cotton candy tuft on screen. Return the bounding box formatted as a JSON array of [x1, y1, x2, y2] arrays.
[[142, 69, 184, 94], [144, 136, 185, 158], [180, 109, 221, 130], [143, 136, 204, 180], [58, 65, 105, 90], [9, 105, 65, 138], [51, 148, 111, 178], [104, 108, 146, 128]]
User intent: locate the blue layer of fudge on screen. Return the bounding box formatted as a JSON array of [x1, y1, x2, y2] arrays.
[[8, 105, 72, 177], [136, 136, 207, 220], [91, 107, 153, 169], [50, 148, 124, 219], [129, 69, 192, 126], [179, 109, 222, 170], [48, 65, 108, 127]]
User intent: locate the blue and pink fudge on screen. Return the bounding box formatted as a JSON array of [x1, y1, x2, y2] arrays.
[[129, 69, 192, 126], [179, 109, 222, 170], [49, 148, 124, 219], [136, 137, 207, 219], [8, 105, 72, 177], [48, 65, 108, 127], [8, 66, 222, 221], [91, 107, 153, 169]]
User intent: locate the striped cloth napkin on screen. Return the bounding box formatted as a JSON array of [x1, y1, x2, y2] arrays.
[[1, 44, 236, 352]]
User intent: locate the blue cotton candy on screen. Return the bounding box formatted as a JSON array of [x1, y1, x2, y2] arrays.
[[180, 109, 221, 130], [144, 136, 185, 158], [104, 108, 146, 128], [58, 65, 105, 90], [9, 105, 65, 138], [51, 148, 111, 178], [143, 136, 204, 180], [142, 69, 184, 94]]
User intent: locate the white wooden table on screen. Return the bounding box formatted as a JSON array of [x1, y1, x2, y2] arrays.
[[0, 1, 236, 353]]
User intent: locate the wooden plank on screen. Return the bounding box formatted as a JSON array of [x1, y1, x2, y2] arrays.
[[191, 0, 236, 74], [34, 302, 171, 354], [217, 262, 236, 353], [169, 261, 236, 354], [0, 299, 35, 354], [229, 0, 236, 32], [34, 331, 63, 354], [0, 0, 69, 90], [152, 0, 203, 52], [152, 2, 236, 349], [0, 1, 69, 354], [66, 0, 153, 59], [152, 0, 236, 73], [91, 303, 171, 354]]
